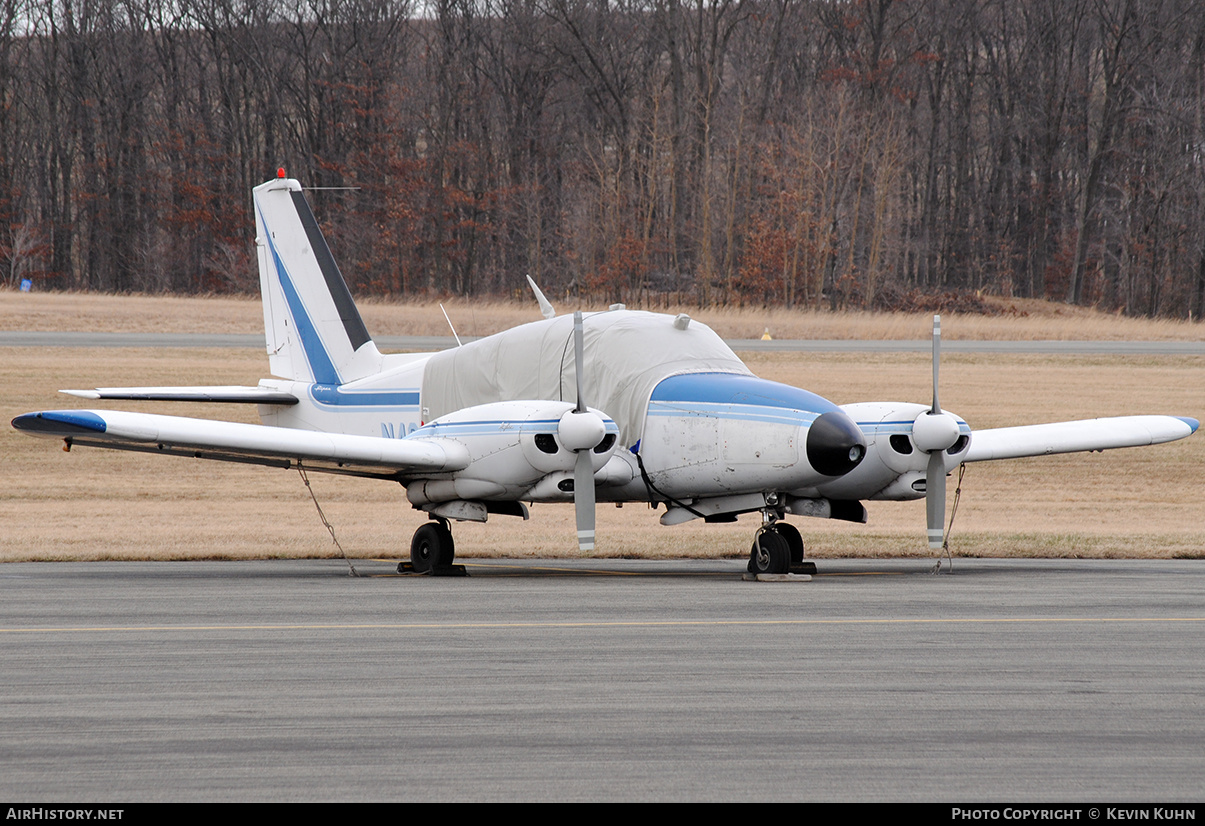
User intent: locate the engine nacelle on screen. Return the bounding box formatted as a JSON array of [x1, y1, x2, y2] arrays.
[[519, 407, 618, 475], [523, 454, 636, 501], [813, 402, 971, 501], [404, 400, 619, 505]]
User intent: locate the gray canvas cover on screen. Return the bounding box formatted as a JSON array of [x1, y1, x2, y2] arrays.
[[420, 310, 751, 445]]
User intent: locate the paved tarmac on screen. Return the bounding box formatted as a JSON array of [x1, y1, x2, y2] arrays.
[[1, 557, 1202, 802], [3, 330, 1204, 354]]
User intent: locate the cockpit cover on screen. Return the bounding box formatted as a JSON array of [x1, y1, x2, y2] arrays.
[[420, 310, 751, 445]]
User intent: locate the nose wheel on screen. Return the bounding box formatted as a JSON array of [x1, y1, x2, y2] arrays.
[[748, 526, 790, 575], [748, 521, 814, 576]]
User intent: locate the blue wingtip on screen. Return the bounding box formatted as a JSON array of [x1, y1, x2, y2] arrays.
[[1176, 417, 1199, 434], [11, 410, 108, 435]]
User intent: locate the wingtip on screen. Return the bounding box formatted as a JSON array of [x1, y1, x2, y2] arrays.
[[60, 389, 101, 399], [12, 410, 108, 435], [1176, 416, 1199, 434]]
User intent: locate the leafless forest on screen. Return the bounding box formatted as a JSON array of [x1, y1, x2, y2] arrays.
[[3, 0, 1205, 317]]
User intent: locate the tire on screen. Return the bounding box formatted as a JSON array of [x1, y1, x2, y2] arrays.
[[410, 522, 448, 574], [770, 522, 804, 567], [749, 529, 791, 575], [435, 521, 455, 567]]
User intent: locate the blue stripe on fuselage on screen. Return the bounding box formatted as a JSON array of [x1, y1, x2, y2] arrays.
[[645, 401, 820, 427], [309, 384, 421, 408], [408, 418, 619, 439], [854, 419, 971, 435], [649, 373, 842, 416]]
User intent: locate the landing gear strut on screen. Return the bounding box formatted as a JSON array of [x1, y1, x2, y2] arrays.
[[403, 519, 456, 574]]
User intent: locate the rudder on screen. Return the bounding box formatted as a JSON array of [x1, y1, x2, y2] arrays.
[[253, 174, 382, 384]]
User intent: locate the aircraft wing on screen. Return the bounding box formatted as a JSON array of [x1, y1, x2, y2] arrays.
[[963, 415, 1198, 462], [12, 409, 469, 481], [60, 386, 298, 405]]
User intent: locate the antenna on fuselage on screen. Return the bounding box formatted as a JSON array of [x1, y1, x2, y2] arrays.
[[439, 303, 463, 347]]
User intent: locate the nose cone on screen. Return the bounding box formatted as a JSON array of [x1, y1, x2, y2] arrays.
[[806, 410, 867, 477]]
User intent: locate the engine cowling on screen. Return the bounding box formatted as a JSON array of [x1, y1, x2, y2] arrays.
[[405, 400, 619, 506], [814, 402, 971, 501]]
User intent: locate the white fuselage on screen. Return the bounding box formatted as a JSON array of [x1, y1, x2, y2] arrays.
[[257, 348, 870, 509], [258, 352, 430, 438]]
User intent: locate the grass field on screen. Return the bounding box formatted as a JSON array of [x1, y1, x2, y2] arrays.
[[2, 291, 1203, 562], [4, 289, 1204, 340]]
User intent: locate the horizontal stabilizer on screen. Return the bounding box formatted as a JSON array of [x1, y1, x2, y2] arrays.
[[61, 386, 298, 405], [964, 415, 1198, 462], [12, 409, 468, 480]]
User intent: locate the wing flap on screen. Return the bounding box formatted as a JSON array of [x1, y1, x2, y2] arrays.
[[963, 415, 1198, 462], [61, 386, 298, 405], [12, 409, 469, 479]]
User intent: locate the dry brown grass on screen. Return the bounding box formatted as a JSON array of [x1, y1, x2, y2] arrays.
[[2, 333, 1202, 561], [3, 289, 1203, 341]]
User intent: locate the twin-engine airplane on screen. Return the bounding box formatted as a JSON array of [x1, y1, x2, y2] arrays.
[[12, 172, 1199, 574]]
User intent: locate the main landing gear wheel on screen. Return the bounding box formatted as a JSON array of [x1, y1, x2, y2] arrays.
[[748, 528, 791, 575], [409, 521, 455, 574]]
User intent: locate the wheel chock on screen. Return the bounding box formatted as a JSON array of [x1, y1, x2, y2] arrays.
[[742, 572, 813, 582], [396, 562, 468, 576]]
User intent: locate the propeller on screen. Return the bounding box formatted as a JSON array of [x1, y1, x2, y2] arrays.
[[912, 315, 961, 550], [557, 311, 606, 551]]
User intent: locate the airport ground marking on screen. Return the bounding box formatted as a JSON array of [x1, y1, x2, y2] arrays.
[[4, 616, 1205, 635]]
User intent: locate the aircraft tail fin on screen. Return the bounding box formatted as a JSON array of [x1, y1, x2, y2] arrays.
[[252, 173, 382, 384]]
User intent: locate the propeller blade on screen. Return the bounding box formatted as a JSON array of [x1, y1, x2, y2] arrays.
[[927, 315, 946, 551], [914, 313, 962, 452], [926, 449, 946, 550], [571, 309, 596, 551], [573, 310, 586, 413], [574, 448, 596, 551], [931, 314, 941, 414]]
